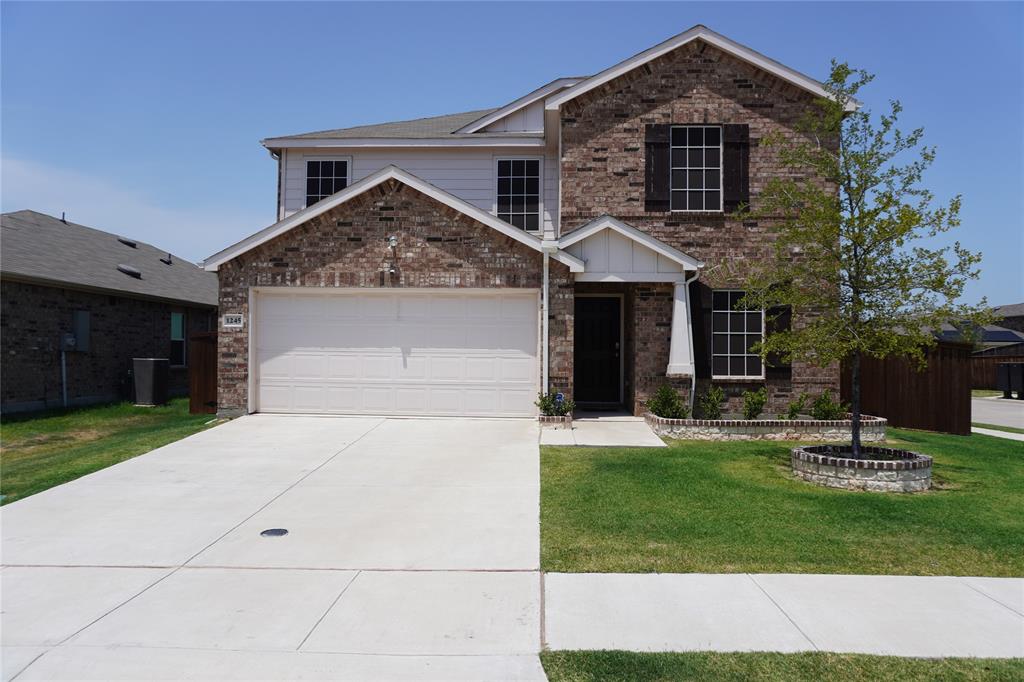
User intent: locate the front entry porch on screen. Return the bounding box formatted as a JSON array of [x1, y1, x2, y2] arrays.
[[560, 216, 703, 415]]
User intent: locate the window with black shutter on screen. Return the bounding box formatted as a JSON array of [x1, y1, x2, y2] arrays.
[[669, 126, 722, 212], [722, 124, 750, 213], [711, 290, 763, 379]]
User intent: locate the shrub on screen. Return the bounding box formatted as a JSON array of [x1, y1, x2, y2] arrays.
[[646, 384, 690, 419], [780, 393, 809, 420], [741, 387, 768, 420], [810, 391, 848, 420], [697, 385, 725, 420], [535, 391, 575, 417]]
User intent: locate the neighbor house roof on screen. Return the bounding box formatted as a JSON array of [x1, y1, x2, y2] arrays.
[[994, 303, 1024, 319], [1, 210, 217, 307], [937, 323, 1024, 345], [545, 24, 859, 112], [203, 166, 584, 273]]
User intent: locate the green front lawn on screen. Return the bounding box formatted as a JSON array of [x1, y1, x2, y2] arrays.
[[1, 398, 217, 505], [541, 651, 1024, 682], [541, 428, 1023, 576]]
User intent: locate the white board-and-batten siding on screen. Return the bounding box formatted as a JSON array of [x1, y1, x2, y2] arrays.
[[281, 149, 558, 237], [565, 229, 684, 281]]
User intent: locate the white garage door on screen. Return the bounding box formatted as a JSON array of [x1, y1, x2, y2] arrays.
[[253, 289, 539, 417]]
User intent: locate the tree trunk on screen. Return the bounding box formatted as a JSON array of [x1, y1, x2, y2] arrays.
[[850, 352, 862, 457]]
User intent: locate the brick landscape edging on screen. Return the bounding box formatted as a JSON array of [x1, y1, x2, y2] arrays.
[[791, 444, 932, 493], [539, 415, 573, 430], [645, 413, 887, 441]]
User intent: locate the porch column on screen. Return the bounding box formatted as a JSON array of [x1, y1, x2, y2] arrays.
[[666, 280, 694, 376]]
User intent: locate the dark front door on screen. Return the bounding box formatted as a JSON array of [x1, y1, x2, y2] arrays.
[[574, 297, 621, 405]]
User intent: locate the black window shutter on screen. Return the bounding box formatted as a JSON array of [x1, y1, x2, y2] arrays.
[[689, 281, 714, 379], [764, 305, 792, 378], [723, 124, 750, 213], [644, 124, 670, 212]]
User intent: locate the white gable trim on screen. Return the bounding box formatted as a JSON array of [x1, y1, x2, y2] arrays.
[[203, 165, 584, 272], [454, 78, 586, 134], [558, 215, 703, 271], [545, 25, 858, 112]]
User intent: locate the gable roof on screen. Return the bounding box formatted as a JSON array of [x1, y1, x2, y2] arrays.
[[1, 210, 217, 307], [203, 166, 584, 272], [545, 24, 858, 112], [453, 78, 586, 134], [558, 215, 703, 270]]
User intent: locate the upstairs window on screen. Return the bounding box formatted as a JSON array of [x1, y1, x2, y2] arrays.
[[670, 126, 722, 212], [497, 159, 540, 232], [712, 290, 763, 379], [306, 159, 349, 207], [170, 312, 186, 367]]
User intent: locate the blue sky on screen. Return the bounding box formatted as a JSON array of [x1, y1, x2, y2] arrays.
[[2, 1, 1021, 305]]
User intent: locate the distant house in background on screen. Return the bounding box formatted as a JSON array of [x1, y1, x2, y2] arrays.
[[1, 210, 217, 413], [937, 322, 1024, 353], [993, 303, 1024, 334]]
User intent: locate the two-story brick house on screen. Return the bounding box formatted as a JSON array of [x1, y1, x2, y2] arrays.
[[204, 25, 842, 418]]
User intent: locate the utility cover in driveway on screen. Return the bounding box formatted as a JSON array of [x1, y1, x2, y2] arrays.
[[254, 289, 539, 416]]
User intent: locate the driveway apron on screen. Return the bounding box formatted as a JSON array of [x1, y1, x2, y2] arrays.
[[1, 415, 545, 681]]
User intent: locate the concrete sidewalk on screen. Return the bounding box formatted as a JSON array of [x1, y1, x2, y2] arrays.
[[972, 426, 1024, 442], [545, 573, 1024, 658], [540, 414, 665, 447]]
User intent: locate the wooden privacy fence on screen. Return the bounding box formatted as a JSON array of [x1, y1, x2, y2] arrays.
[[188, 332, 217, 414], [841, 341, 972, 435], [971, 355, 1024, 390]]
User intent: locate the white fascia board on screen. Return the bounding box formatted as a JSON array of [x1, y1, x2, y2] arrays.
[[454, 78, 586, 134], [558, 215, 704, 270], [545, 25, 859, 112], [204, 165, 584, 273], [261, 136, 546, 149]]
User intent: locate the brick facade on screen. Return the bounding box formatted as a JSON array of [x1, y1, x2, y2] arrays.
[[215, 179, 573, 415], [1, 279, 214, 412], [559, 38, 840, 413]]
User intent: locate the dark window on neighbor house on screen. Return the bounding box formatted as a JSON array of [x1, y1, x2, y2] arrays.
[[670, 126, 722, 212], [712, 290, 763, 378], [497, 159, 540, 231], [170, 312, 186, 366], [305, 160, 349, 206]]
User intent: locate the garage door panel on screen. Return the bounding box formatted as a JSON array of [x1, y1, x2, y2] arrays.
[[255, 290, 538, 417]]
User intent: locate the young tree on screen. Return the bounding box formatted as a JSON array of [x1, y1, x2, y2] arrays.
[[743, 62, 991, 455]]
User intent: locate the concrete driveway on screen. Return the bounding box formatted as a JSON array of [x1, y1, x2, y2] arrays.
[[1, 416, 545, 681]]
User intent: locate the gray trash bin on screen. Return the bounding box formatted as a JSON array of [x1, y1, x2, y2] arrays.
[[133, 358, 169, 406]]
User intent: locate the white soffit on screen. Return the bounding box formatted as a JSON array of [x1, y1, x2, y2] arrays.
[[203, 165, 584, 272], [545, 24, 858, 112], [454, 77, 587, 134], [558, 215, 703, 271]]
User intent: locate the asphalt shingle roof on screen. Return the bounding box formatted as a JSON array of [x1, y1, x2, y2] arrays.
[[266, 108, 514, 141], [1, 210, 217, 307], [994, 302, 1024, 319]]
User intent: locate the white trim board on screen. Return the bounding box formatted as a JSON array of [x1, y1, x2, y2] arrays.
[[203, 165, 584, 273], [262, 137, 546, 149], [454, 78, 586, 134], [545, 24, 859, 112]]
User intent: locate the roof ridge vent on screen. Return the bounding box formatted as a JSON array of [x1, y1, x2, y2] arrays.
[[117, 263, 142, 279], [160, 253, 173, 265], [118, 237, 137, 248]]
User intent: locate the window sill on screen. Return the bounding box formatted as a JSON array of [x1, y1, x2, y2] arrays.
[[711, 376, 765, 383]]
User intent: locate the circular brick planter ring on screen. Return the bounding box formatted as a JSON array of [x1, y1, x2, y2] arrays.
[[791, 445, 932, 493]]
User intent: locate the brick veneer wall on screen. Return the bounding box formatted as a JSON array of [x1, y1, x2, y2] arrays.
[[0, 279, 213, 412], [559, 38, 840, 410], [215, 179, 573, 416]]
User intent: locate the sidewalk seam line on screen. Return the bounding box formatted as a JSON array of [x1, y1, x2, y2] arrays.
[[296, 570, 362, 651], [7, 647, 52, 682], [958, 577, 1024, 618], [746, 574, 819, 651]]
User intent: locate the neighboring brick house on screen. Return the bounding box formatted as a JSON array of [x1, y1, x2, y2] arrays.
[[1, 211, 217, 412], [204, 25, 844, 418]]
